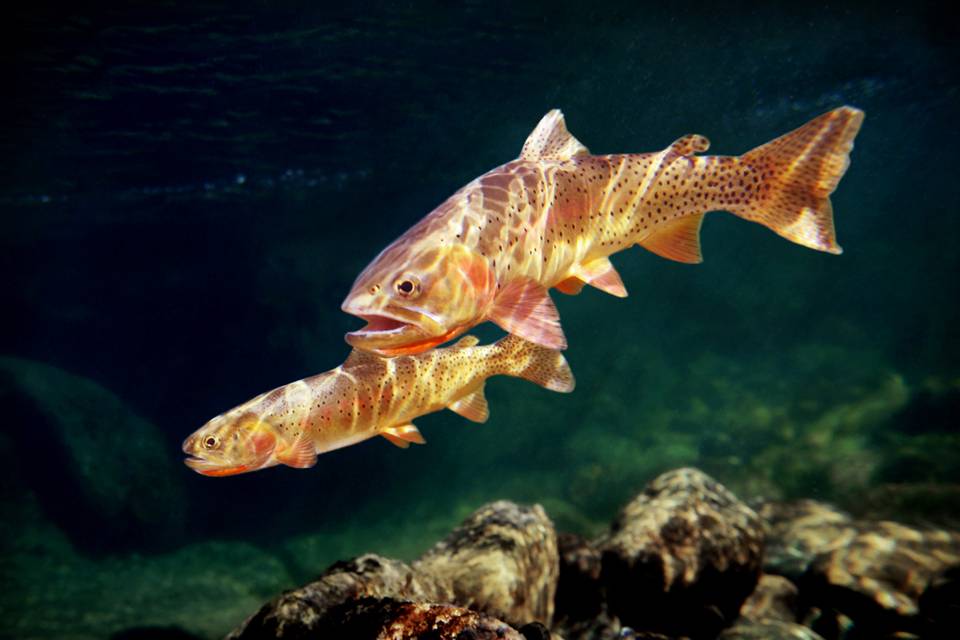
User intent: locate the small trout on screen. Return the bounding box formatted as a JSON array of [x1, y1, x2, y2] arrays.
[[342, 107, 864, 356], [182, 334, 573, 476]]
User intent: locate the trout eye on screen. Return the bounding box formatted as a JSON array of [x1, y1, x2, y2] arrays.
[[203, 435, 221, 450], [394, 275, 420, 298]]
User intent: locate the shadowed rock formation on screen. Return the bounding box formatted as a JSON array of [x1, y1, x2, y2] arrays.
[[596, 468, 765, 639]]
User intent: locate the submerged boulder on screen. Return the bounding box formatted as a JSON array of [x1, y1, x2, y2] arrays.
[[757, 499, 857, 580], [718, 619, 825, 640], [227, 555, 443, 638], [416, 500, 558, 627], [596, 468, 765, 639], [737, 574, 799, 623], [800, 520, 960, 637], [761, 498, 960, 637], [242, 596, 526, 640], [229, 501, 559, 638], [0, 356, 186, 552]]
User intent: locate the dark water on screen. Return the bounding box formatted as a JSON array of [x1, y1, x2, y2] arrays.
[[2, 2, 958, 638]]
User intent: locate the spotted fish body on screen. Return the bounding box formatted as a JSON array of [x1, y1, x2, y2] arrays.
[[182, 334, 574, 476], [342, 107, 864, 356]]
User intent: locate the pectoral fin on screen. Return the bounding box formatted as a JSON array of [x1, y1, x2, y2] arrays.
[[554, 276, 586, 296], [276, 432, 318, 469], [381, 423, 426, 449], [448, 384, 490, 423], [489, 279, 567, 350], [638, 213, 705, 264]]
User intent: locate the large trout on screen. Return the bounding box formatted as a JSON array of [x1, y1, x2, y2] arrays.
[[341, 107, 864, 356]]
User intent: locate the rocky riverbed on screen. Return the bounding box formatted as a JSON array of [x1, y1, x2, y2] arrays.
[[226, 468, 959, 639]]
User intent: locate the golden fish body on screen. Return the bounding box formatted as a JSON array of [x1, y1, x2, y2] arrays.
[[342, 107, 864, 356], [182, 334, 573, 476]]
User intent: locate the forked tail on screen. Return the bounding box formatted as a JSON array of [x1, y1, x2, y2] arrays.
[[733, 106, 864, 254], [493, 333, 575, 393]]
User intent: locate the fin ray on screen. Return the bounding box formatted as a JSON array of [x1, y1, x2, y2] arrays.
[[489, 279, 567, 350], [732, 106, 864, 254], [381, 423, 426, 447], [520, 110, 590, 161], [638, 214, 705, 264], [276, 432, 318, 469], [448, 384, 490, 423]]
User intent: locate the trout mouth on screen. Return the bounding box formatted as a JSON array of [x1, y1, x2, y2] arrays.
[[183, 455, 253, 477], [345, 315, 469, 357]]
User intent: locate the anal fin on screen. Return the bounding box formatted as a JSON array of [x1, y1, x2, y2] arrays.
[[448, 384, 490, 423], [381, 423, 426, 449], [638, 213, 705, 264]]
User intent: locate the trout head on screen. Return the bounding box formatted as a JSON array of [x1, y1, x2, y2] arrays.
[[182, 411, 279, 477], [342, 243, 496, 356]]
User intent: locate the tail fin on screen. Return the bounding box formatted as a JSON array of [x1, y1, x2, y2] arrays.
[[494, 334, 575, 393], [734, 106, 864, 254]]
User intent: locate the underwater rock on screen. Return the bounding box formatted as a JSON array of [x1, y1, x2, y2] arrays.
[[0, 357, 186, 552], [596, 467, 765, 639], [230, 501, 558, 637], [415, 500, 559, 627], [757, 499, 857, 580], [227, 554, 442, 638], [554, 532, 603, 623], [737, 574, 799, 623], [244, 596, 526, 639], [717, 619, 825, 640], [800, 520, 960, 630]]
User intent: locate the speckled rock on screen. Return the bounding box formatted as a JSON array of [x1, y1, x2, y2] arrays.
[[229, 501, 559, 638], [800, 520, 960, 632], [738, 574, 798, 623], [246, 596, 525, 639], [757, 500, 857, 580], [596, 468, 765, 639], [226, 555, 442, 638], [718, 619, 825, 640], [416, 500, 558, 627]]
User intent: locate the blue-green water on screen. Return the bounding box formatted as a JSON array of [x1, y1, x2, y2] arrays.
[[2, 2, 958, 638]]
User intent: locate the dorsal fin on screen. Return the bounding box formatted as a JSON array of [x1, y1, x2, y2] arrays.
[[452, 335, 480, 349], [638, 213, 705, 264], [448, 384, 489, 423], [668, 134, 710, 156], [520, 110, 590, 161]]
